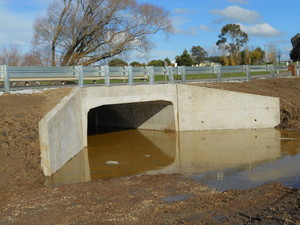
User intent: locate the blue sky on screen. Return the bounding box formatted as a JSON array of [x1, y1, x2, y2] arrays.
[[0, 0, 298, 63]]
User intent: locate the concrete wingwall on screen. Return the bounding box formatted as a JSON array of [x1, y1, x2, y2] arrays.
[[177, 84, 280, 130], [39, 84, 280, 176], [39, 88, 84, 176]]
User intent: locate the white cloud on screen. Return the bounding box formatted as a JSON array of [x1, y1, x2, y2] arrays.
[[211, 5, 261, 24], [170, 15, 199, 36], [199, 25, 211, 31], [227, 0, 249, 4], [173, 8, 189, 14], [207, 44, 222, 56], [240, 23, 285, 38], [173, 27, 199, 36], [170, 15, 190, 27]]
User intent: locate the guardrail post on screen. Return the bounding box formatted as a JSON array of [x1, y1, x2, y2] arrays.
[[178, 66, 186, 83], [74, 66, 84, 88], [1, 65, 10, 92], [270, 65, 275, 78], [126, 66, 133, 86], [101, 65, 110, 86], [217, 66, 222, 82], [246, 65, 251, 82], [147, 66, 155, 84], [166, 66, 174, 84], [213, 65, 217, 74]]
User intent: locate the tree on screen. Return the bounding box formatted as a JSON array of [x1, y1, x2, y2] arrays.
[[148, 59, 164, 66], [190, 46, 207, 64], [276, 49, 283, 64], [22, 50, 44, 66], [216, 24, 249, 65], [239, 48, 251, 65], [108, 58, 128, 66], [207, 56, 223, 65], [251, 47, 265, 64], [290, 33, 300, 62], [267, 44, 277, 64], [239, 47, 265, 65], [130, 61, 144, 67], [0, 45, 23, 66], [175, 49, 194, 66], [164, 58, 171, 66], [33, 0, 173, 66]]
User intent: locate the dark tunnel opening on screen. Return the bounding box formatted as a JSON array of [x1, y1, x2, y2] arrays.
[[87, 100, 174, 136]]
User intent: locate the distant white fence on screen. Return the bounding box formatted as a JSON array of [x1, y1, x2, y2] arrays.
[[0, 64, 294, 92]]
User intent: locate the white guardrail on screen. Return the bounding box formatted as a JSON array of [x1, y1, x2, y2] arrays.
[[0, 64, 295, 92]]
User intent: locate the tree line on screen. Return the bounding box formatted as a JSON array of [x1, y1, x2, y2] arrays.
[[0, 0, 300, 66], [174, 24, 285, 66]]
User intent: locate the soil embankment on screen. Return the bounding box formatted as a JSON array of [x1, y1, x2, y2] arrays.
[[0, 88, 72, 192], [0, 79, 299, 224]]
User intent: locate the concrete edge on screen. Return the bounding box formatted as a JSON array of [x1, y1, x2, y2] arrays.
[[40, 87, 80, 122], [38, 118, 51, 176]]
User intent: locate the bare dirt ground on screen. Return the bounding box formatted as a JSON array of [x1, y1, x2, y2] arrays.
[[0, 79, 300, 225]]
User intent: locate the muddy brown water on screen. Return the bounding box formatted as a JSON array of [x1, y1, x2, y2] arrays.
[[45, 128, 300, 191]]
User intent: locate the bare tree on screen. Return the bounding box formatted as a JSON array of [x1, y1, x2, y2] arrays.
[[276, 49, 283, 64], [33, 0, 173, 66], [0, 45, 23, 66], [267, 44, 277, 64], [22, 50, 44, 66]]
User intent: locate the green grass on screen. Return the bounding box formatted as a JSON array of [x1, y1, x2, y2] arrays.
[[84, 71, 280, 83], [152, 71, 273, 82]]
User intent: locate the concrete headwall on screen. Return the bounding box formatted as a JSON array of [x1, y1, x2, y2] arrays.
[[39, 88, 84, 176], [39, 84, 280, 176], [80, 84, 179, 146]]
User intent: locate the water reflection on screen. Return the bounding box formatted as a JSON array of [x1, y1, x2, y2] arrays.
[[45, 128, 300, 190], [44, 148, 91, 186], [88, 130, 175, 180]]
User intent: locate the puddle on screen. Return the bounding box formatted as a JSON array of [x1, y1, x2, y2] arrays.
[[45, 129, 300, 191], [161, 194, 193, 202]]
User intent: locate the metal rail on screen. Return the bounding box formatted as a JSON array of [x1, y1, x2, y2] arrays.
[[0, 64, 296, 92]]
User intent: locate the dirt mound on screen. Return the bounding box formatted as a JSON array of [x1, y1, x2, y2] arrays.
[[0, 88, 72, 192]]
